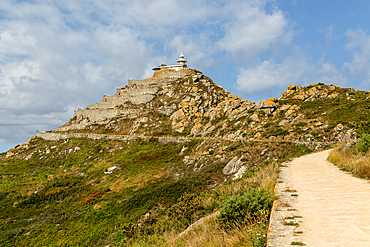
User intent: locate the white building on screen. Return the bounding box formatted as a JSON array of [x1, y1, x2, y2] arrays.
[[152, 52, 188, 71]]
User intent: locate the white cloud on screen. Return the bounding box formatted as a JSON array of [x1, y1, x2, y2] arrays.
[[342, 29, 370, 91], [343, 28, 370, 81], [319, 24, 335, 44], [218, 2, 290, 64], [236, 55, 312, 95], [315, 57, 347, 86], [0, 0, 159, 148]]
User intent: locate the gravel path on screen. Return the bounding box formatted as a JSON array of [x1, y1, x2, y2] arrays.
[[268, 149, 370, 246], [288, 149, 370, 246]]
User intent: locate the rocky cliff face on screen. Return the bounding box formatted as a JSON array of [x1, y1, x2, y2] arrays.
[[52, 68, 367, 145]]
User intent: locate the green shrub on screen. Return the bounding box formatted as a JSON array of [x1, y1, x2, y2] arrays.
[[228, 143, 241, 151], [357, 133, 370, 153], [217, 188, 275, 228], [265, 128, 289, 138], [295, 122, 307, 127]]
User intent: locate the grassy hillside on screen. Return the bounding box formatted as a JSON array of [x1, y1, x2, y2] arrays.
[[0, 136, 312, 246], [2, 76, 370, 246]]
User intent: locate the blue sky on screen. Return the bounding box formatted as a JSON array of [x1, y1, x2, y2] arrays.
[[1, 0, 370, 152]]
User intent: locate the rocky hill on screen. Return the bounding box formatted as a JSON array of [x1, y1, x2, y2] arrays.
[[42, 65, 366, 144], [1, 57, 370, 246]]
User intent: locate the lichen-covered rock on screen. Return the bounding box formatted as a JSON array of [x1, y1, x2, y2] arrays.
[[254, 132, 262, 139], [173, 122, 185, 133], [292, 94, 308, 101], [279, 119, 289, 126], [170, 109, 185, 121], [334, 123, 343, 131], [258, 97, 278, 114], [285, 105, 300, 118], [191, 123, 202, 135], [281, 89, 295, 98], [201, 122, 215, 137], [250, 113, 259, 122]]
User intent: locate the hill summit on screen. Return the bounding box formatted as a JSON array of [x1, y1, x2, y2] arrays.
[[35, 53, 365, 145]]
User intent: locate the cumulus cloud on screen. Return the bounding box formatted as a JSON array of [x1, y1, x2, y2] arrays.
[[343, 28, 370, 83], [315, 57, 348, 86], [0, 1, 155, 146], [218, 2, 290, 64], [236, 55, 312, 95], [319, 24, 335, 44]]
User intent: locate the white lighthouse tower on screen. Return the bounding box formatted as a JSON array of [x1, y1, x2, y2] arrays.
[[177, 52, 187, 67]]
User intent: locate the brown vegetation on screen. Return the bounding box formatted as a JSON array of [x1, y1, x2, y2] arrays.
[[328, 144, 370, 180]]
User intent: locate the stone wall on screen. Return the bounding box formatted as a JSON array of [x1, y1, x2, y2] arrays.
[[36, 132, 191, 144], [73, 108, 141, 122]]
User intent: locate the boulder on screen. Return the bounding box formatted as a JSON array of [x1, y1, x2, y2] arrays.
[[104, 166, 117, 174], [279, 119, 289, 126], [334, 123, 343, 131], [254, 132, 262, 139], [25, 154, 32, 160], [314, 122, 323, 127], [233, 166, 247, 180], [190, 123, 202, 135], [261, 148, 269, 156], [222, 156, 244, 175], [250, 113, 259, 122], [292, 94, 308, 101], [258, 97, 278, 114]]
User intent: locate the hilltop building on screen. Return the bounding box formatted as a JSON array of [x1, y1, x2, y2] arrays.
[[152, 52, 188, 72]]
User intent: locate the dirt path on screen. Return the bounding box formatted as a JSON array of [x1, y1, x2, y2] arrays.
[[268, 149, 370, 246]]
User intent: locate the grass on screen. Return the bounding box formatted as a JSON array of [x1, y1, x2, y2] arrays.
[[291, 242, 305, 246], [328, 144, 370, 180], [283, 222, 299, 226], [0, 135, 316, 246]]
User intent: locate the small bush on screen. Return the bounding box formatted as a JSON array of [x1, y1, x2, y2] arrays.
[[357, 133, 370, 153], [217, 188, 275, 228], [265, 128, 289, 138], [295, 122, 307, 127]]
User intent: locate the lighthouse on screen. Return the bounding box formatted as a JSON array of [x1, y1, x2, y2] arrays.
[[177, 52, 187, 67], [152, 52, 188, 71]]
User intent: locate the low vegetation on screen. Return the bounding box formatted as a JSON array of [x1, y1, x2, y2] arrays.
[[4, 80, 370, 246], [328, 133, 370, 180], [0, 136, 312, 246]]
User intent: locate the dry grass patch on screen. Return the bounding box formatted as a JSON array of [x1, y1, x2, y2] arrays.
[[328, 145, 370, 179], [127, 211, 269, 247]]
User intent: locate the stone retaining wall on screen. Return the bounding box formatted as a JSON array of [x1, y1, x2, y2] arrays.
[[266, 162, 302, 246], [73, 108, 141, 122], [36, 132, 191, 144]]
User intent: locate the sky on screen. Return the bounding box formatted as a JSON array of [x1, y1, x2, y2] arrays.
[[1, 0, 370, 152]]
